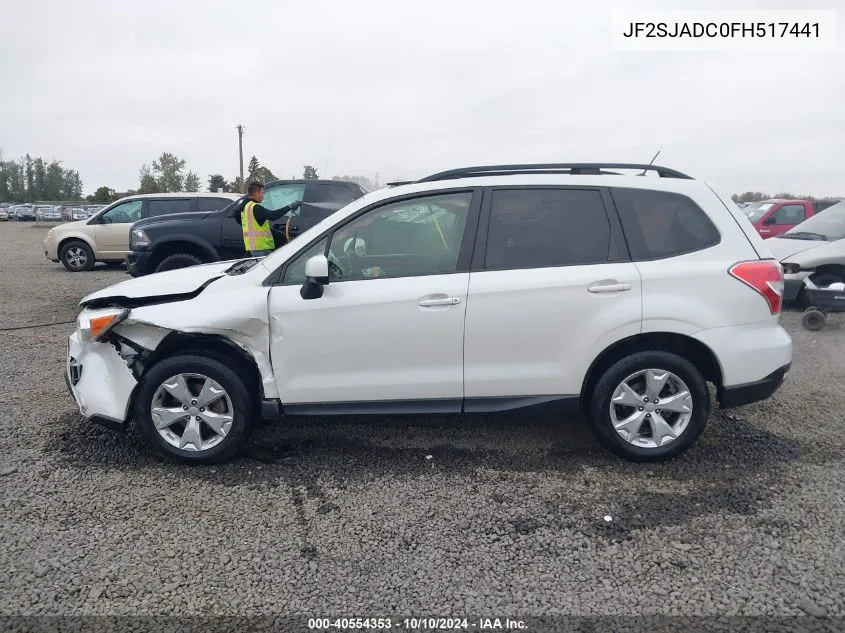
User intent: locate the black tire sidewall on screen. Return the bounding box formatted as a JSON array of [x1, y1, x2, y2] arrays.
[[802, 310, 825, 331], [155, 254, 204, 273], [588, 351, 710, 462], [134, 354, 254, 464], [60, 241, 95, 272]]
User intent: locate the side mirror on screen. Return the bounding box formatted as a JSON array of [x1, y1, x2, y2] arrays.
[[763, 216, 776, 225], [300, 254, 329, 300]]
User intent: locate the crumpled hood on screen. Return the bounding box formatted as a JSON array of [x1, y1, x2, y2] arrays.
[[764, 237, 823, 261], [80, 260, 240, 308]]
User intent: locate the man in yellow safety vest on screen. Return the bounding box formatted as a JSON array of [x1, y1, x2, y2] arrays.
[[233, 181, 302, 257]]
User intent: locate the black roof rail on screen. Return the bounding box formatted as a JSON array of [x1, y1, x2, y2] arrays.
[[386, 180, 415, 187], [416, 163, 694, 182]]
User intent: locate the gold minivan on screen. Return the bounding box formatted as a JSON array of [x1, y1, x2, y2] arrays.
[[43, 192, 240, 271]]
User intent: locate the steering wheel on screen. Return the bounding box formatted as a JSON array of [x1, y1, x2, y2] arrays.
[[328, 259, 344, 280]]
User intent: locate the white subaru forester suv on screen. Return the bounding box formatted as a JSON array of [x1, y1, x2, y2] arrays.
[[65, 163, 793, 464]]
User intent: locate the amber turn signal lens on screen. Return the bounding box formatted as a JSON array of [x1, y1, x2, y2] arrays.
[[89, 314, 119, 339]]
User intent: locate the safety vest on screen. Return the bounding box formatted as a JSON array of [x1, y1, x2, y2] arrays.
[[241, 200, 275, 252]]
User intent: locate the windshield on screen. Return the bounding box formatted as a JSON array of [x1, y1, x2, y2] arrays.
[[783, 202, 845, 241], [744, 202, 775, 222]]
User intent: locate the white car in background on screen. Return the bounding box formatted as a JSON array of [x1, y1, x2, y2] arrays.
[[765, 201, 845, 306], [64, 162, 792, 465]]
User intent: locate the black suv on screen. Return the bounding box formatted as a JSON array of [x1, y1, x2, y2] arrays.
[[126, 179, 367, 276]]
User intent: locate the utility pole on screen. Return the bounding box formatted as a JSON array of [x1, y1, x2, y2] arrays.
[[236, 124, 245, 193]]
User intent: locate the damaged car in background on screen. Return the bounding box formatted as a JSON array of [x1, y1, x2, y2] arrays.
[[764, 200, 845, 307]]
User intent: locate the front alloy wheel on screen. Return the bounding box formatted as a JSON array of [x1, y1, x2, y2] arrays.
[[135, 354, 255, 463], [151, 373, 234, 452]]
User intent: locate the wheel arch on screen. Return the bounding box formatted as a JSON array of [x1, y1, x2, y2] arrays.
[[148, 237, 219, 270], [127, 331, 264, 424], [811, 263, 845, 281], [580, 332, 724, 408], [58, 233, 97, 255]]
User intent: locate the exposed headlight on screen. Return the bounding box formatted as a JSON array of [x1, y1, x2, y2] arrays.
[[77, 308, 129, 343], [131, 229, 151, 248]]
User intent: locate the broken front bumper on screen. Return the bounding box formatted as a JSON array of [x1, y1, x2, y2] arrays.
[[65, 330, 138, 431]]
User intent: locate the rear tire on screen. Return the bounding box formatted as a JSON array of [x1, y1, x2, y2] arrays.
[[134, 354, 255, 464], [155, 253, 204, 273], [587, 351, 710, 462], [60, 240, 95, 272]]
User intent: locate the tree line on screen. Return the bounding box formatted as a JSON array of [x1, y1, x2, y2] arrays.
[[731, 191, 841, 203], [0, 150, 84, 203]]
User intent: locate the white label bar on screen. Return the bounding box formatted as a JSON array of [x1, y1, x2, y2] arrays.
[[611, 10, 837, 51]]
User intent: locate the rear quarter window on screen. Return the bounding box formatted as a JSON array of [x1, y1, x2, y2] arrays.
[[610, 188, 721, 260]]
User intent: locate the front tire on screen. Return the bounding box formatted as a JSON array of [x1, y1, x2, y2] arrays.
[[155, 253, 204, 273], [134, 354, 256, 464], [60, 240, 95, 272], [587, 351, 710, 462]]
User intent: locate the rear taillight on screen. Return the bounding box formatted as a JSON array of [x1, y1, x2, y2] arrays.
[[729, 260, 784, 315]]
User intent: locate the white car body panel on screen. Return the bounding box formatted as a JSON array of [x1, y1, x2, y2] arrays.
[[767, 236, 845, 268], [80, 260, 238, 303], [463, 263, 642, 397], [693, 322, 792, 386], [67, 331, 138, 422], [268, 274, 470, 406]]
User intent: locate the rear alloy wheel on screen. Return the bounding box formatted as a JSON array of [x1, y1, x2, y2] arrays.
[[135, 354, 255, 464], [588, 351, 710, 462], [60, 240, 95, 272], [155, 253, 204, 273]]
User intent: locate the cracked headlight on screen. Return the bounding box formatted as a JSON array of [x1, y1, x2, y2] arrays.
[[77, 308, 129, 343]]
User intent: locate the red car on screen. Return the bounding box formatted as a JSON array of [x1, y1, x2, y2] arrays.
[[744, 199, 838, 239]]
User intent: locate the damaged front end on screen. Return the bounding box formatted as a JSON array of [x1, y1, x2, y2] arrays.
[[65, 307, 150, 431], [66, 267, 278, 433]]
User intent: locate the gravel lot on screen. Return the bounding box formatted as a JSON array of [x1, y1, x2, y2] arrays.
[[1, 222, 844, 622]]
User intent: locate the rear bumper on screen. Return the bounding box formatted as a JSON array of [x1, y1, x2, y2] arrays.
[[717, 363, 791, 409]]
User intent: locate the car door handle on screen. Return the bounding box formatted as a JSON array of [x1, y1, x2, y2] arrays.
[[587, 282, 632, 293], [418, 296, 461, 307]]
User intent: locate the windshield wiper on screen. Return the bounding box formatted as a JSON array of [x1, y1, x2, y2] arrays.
[[783, 232, 828, 241]]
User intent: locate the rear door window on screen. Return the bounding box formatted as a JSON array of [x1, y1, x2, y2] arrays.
[[610, 188, 721, 260], [147, 198, 194, 217], [483, 188, 612, 270]]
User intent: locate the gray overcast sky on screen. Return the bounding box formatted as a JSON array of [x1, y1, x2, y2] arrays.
[[1, 0, 842, 196]]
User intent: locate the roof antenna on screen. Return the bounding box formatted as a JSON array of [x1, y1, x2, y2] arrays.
[[639, 150, 660, 176]]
